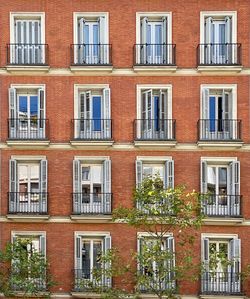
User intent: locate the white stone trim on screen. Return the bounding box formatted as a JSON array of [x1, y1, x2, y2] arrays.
[[200, 11, 237, 44], [200, 156, 238, 163], [201, 233, 238, 239], [74, 156, 110, 161], [136, 12, 172, 44], [11, 155, 46, 161], [136, 156, 172, 162], [137, 232, 173, 238]]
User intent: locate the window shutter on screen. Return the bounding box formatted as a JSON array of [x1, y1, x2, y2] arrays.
[[104, 235, 112, 287], [230, 238, 241, 274], [99, 16, 106, 44], [103, 159, 111, 194], [9, 88, 17, 132], [167, 236, 175, 285], [98, 16, 108, 63], [203, 238, 209, 270], [9, 159, 17, 212], [76, 236, 82, 272], [78, 18, 86, 64], [140, 17, 148, 64], [159, 90, 168, 120], [78, 18, 86, 44], [38, 88, 45, 134], [39, 235, 46, 256], [40, 159, 47, 212], [137, 237, 143, 273], [225, 16, 232, 44], [162, 17, 168, 64], [103, 88, 111, 138], [73, 160, 81, 193], [201, 161, 208, 193], [229, 161, 240, 196], [165, 160, 174, 189], [136, 160, 143, 186], [202, 88, 209, 119], [204, 17, 213, 64]]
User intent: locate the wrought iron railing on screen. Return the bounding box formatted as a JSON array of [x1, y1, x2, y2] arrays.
[[201, 272, 241, 294], [71, 44, 112, 65], [134, 119, 176, 141], [201, 194, 242, 217], [72, 193, 112, 215], [198, 119, 242, 141], [197, 43, 241, 65], [73, 269, 111, 292], [8, 192, 48, 214], [7, 44, 49, 65], [8, 118, 49, 140], [134, 44, 176, 65], [72, 119, 112, 140]]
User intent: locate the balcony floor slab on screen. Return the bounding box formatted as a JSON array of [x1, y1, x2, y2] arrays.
[[6, 214, 50, 222]]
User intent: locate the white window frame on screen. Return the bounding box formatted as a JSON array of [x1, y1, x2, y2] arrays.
[[136, 12, 172, 45], [73, 12, 109, 45], [10, 12, 45, 44], [11, 231, 46, 257], [200, 84, 237, 120], [200, 11, 237, 44], [136, 84, 172, 120]]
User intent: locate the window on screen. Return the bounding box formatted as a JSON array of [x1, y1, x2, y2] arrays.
[[73, 158, 111, 214], [9, 158, 48, 214], [200, 12, 238, 65], [201, 158, 240, 217], [9, 86, 46, 139], [73, 13, 109, 65], [12, 232, 46, 256], [201, 235, 241, 294], [74, 85, 111, 140], [135, 13, 173, 65], [10, 13, 46, 65], [200, 85, 239, 140], [137, 234, 175, 292], [136, 85, 173, 140], [75, 233, 111, 290]]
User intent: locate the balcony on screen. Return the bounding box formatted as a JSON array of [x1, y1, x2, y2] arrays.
[[72, 193, 112, 216], [6, 44, 49, 72], [201, 272, 241, 295], [133, 44, 176, 72], [197, 43, 242, 72], [8, 192, 48, 215], [70, 44, 112, 72], [134, 119, 176, 148], [71, 119, 113, 147], [137, 197, 174, 216], [197, 119, 242, 149], [201, 194, 242, 218], [73, 269, 111, 292]]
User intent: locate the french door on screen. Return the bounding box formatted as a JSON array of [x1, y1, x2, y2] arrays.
[[18, 163, 40, 212], [211, 21, 226, 63], [146, 22, 163, 64]]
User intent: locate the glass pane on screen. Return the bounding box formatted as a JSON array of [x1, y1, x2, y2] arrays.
[[143, 166, 152, 178], [30, 164, 39, 199], [93, 240, 102, 269], [207, 166, 216, 194], [82, 240, 91, 278], [218, 168, 227, 205], [30, 96, 38, 118], [19, 96, 28, 118], [82, 167, 90, 181], [19, 165, 28, 199], [93, 24, 99, 56]]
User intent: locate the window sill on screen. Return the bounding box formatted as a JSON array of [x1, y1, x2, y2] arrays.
[[6, 139, 50, 148], [6, 214, 50, 222], [134, 140, 177, 149], [7, 291, 49, 298], [6, 65, 50, 73], [200, 294, 244, 299], [70, 140, 114, 148], [133, 65, 177, 73], [197, 65, 243, 73], [70, 65, 113, 74], [71, 292, 103, 298], [197, 141, 243, 150], [70, 214, 112, 223], [202, 217, 244, 226]]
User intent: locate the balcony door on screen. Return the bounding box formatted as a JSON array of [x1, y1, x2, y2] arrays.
[[212, 21, 226, 63], [141, 89, 168, 139], [18, 163, 40, 212], [12, 19, 43, 64], [81, 164, 103, 213]]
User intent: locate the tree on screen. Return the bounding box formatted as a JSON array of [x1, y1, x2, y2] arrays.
[[91, 175, 204, 299], [0, 237, 55, 298]]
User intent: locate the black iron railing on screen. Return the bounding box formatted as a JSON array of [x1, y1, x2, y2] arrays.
[[197, 43, 241, 65], [134, 119, 176, 141], [201, 272, 241, 294], [72, 119, 112, 140], [8, 192, 48, 214], [7, 44, 49, 65], [73, 269, 111, 292], [138, 270, 176, 293], [198, 119, 242, 141], [201, 194, 242, 217], [8, 118, 49, 140], [134, 44, 176, 65], [71, 44, 112, 65], [72, 193, 112, 215]]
